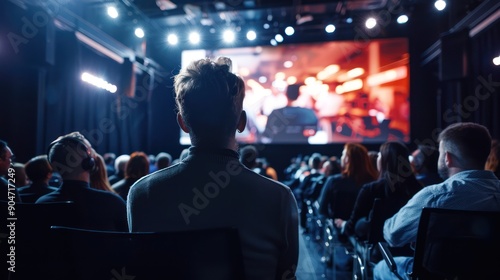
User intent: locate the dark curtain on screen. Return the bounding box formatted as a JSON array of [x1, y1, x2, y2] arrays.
[[468, 21, 499, 139], [43, 31, 152, 155]]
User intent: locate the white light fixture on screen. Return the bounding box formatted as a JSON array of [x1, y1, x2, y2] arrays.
[[223, 29, 235, 43], [283, 61, 293, 68], [346, 17, 353, 24], [325, 24, 336, 33], [275, 34, 284, 43], [246, 30, 257, 41], [285, 26, 295, 36], [493, 55, 500, 66], [263, 23, 270, 29], [397, 15, 409, 24], [135, 28, 145, 38], [365, 18, 377, 29], [81, 72, 117, 93], [167, 34, 178, 45], [107, 6, 118, 19], [189, 32, 201, 44], [270, 39, 277, 46], [434, 0, 446, 11]]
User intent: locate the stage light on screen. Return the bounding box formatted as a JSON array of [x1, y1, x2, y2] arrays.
[[285, 26, 295, 36], [246, 30, 257, 41], [81, 72, 117, 93], [223, 29, 235, 43], [397, 15, 408, 24], [434, 0, 446, 11], [365, 18, 377, 29], [189, 32, 200, 44], [134, 28, 145, 38], [493, 55, 500, 66], [275, 34, 284, 43], [284, 61, 293, 68], [107, 6, 118, 19], [325, 24, 336, 33], [167, 34, 178, 45]]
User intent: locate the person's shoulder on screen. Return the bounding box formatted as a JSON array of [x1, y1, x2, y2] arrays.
[[87, 187, 126, 204], [35, 191, 60, 203]]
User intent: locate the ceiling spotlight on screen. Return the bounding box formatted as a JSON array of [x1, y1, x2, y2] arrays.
[[263, 23, 270, 29], [346, 17, 353, 24], [134, 28, 145, 38], [285, 26, 295, 36], [223, 29, 235, 43], [167, 34, 178, 45], [365, 18, 377, 29], [107, 6, 118, 19], [397, 15, 409, 24], [270, 39, 277, 46], [434, 0, 446, 11], [325, 24, 336, 33], [188, 32, 200, 44], [275, 34, 284, 43], [493, 55, 500, 66], [246, 30, 257, 41]]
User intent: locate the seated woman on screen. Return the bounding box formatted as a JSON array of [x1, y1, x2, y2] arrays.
[[335, 141, 423, 260]]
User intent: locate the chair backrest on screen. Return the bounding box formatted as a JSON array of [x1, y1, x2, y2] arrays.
[[0, 201, 77, 280], [50, 226, 246, 280], [411, 207, 500, 279]]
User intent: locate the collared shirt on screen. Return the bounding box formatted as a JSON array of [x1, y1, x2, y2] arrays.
[[384, 170, 500, 247]]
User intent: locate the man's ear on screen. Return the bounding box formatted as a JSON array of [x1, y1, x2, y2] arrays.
[[177, 113, 190, 133], [237, 110, 247, 133], [444, 151, 452, 167]]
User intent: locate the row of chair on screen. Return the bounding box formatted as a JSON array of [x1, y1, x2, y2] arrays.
[[0, 201, 245, 280]]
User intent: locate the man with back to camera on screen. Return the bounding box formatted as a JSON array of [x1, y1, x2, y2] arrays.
[[36, 132, 127, 231], [373, 122, 500, 279], [262, 83, 319, 144], [127, 57, 299, 280]]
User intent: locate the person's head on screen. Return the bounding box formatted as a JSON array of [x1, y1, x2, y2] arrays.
[[47, 132, 96, 180], [285, 84, 301, 102], [0, 140, 14, 176], [174, 57, 246, 148], [239, 145, 259, 169], [125, 152, 149, 180], [485, 139, 500, 178], [368, 151, 379, 173], [103, 153, 116, 166], [114, 154, 130, 175], [13, 162, 28, 187], [322, 156, 341, 177], [437, 122, 491, 179], [25, 155, 53, 184], [308, 153, 322, 170], [90, 153, 115, 192], [410, 144, 439, 174], [155, 152, 172, 170], [378, 141, 416, 191], [341, 143, 378, 185]]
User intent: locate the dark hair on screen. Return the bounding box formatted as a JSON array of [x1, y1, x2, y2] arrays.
[[438, 122, 491, 169], [174, 57, 245, 146], [240, 145, 259, 169], [285, 84, 301, 101], [411, 145, 438, 173], [309, 153, 322, 170], [155, 152, 172, 169], [25, 155, 52, 182], [47, 132, 94, 175], [125, 152, 150, 180], [379, 141, 418, 194]]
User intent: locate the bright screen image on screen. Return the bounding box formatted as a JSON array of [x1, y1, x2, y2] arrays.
[[180, 38, 409, 145]]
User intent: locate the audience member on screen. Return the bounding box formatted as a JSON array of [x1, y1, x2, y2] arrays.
[[0, 140, 21, 202], [373, 123, 500, 279], [103, 152, 116, 177], [108, 154, 130, 185], [90, 153, 117, 193], [485, 139, 500, 178], [155, 152, 172, 170], [148, 154, 157, 173], [410, 144, 442, 186], [112, 151, 149, 201], [295, 153, 324, 232], [127, 57, 299, 280], [17, 155, 58, 203], [262, 83, 319, 143], [336, 142, 422, 254], [36, 132, 127, 231], [13, 162, 29, 187], [367, 150, 380, 178]]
